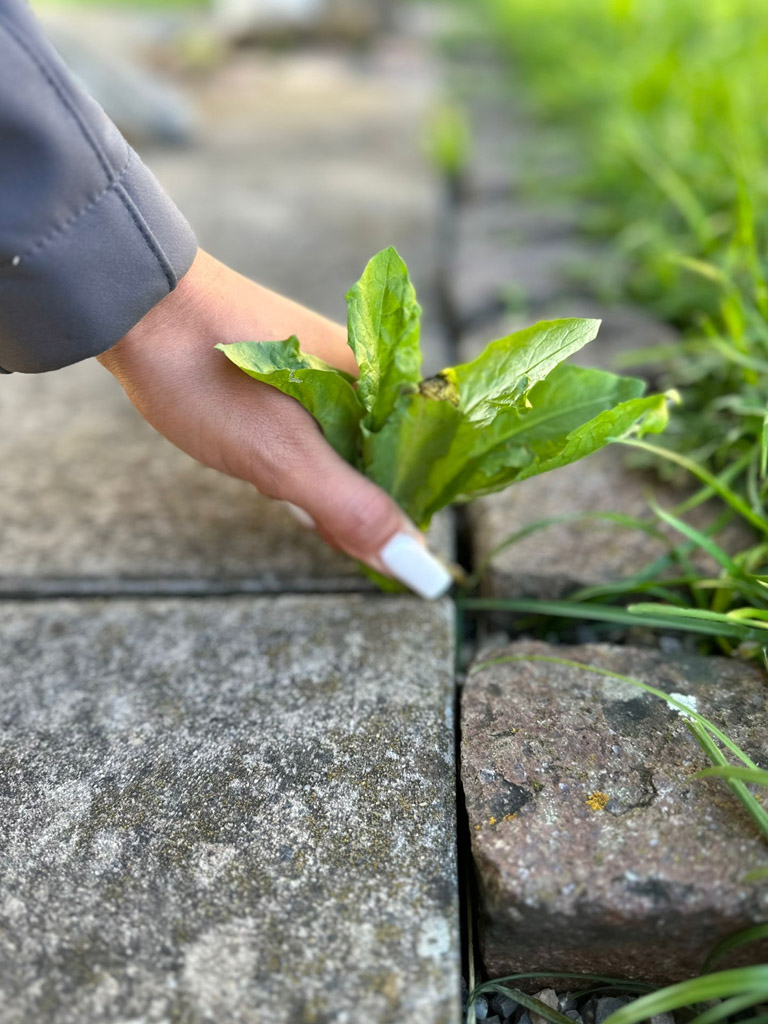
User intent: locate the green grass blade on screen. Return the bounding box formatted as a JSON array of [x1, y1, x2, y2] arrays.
[[687, 992, 768, 1024], [685, 722, 768, 841], [467, 973, 654, 1024], [648, 498, 742, 576], [694, 766, 768, 788], [618, 439, 768, 535], [627, 603, 768, 635], [601, 968, 768, 1024], [703, 923, 768, 972], [459, 597, 757, 640]]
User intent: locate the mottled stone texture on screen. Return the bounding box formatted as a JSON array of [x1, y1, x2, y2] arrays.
[[0, 597, 459, 1023], [462, 641, 768, 986]]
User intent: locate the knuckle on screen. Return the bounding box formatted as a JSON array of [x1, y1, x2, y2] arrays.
[[334, 487, 398, 550], [252, 437, 309, 501], [232, 412, 318, 501]]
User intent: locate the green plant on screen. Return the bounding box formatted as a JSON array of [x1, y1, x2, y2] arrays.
[[218, 247, 672, 537], [447, 0, 768, 654]]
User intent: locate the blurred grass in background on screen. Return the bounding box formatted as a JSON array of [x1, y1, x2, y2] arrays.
[[456, 0, 768, 655], [474, 0, 768, 322]]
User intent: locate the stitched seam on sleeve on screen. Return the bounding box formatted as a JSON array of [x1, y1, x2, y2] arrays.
[[0, 13, 177, 289], [0, 151, 133, 270], [0, 13, 119, 182], [114, 181, 177, 291]]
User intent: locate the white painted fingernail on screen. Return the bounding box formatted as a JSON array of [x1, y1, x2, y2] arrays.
[[283, 501, 316, 530], [378, 532, 452, 600]]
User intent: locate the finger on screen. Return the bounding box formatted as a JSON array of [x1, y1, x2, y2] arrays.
[[277, 438, 452, 601]]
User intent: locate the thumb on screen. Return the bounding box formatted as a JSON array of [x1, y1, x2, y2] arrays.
[[279, 444, 452, 601]]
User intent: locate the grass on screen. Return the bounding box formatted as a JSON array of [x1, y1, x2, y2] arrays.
[[449, 0, 768, 661], [443, 0, 768, 1018], [436, 1, 768, 661]]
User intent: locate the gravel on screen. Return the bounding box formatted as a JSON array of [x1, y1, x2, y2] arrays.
[[465, 986, 678, 1024]]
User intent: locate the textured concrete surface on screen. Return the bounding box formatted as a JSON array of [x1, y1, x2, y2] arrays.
[[0, 596, 460, 1023], [462, 640, 768, 985], [0, 358, 452, 592]]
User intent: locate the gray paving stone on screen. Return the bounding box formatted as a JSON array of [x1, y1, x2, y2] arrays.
[[462, 639, 768, 985], [467, 446, 751, 602], [454, 230, 599, 319], [0, 595, 460, 1023], [213, 0, 393, 41], [0, 358, 453, 592]]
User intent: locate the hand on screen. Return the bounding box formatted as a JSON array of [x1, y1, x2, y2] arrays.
[[97, 249, 451, 598]]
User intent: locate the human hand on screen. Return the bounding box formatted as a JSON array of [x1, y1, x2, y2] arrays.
[[97, 250, 451, 599]]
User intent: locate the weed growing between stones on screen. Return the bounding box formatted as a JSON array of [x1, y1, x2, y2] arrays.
[[465, 971, 768, 1024], [217, 246, 672, 585]]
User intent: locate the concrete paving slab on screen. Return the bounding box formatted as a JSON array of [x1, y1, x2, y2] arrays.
[[0, 360, 453, 592], [0, 595, 460, 1023]]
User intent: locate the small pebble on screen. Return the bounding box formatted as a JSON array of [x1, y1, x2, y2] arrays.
[[581, 998, 597, 1024], [596, 997, 632, 1024], [531, 989, 559, 1024], [565, 1012, 583, 1024], [649, 1015, 675, 1024], [491, 993, 519, 1020], [559, 994, 578, 1013], [474, 996, 489, 1020], [518, 1010, 532, 1024]]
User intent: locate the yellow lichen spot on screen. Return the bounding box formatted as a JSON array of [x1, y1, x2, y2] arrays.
[[475, 824, 482, 830], [502, 813, 517, 822], [586, 791, 610, 811], [488, 816, 498, 825]]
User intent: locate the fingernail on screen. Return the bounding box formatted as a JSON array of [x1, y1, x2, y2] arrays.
[[378, 532, 453, 600], [283, 501, 316, 530]]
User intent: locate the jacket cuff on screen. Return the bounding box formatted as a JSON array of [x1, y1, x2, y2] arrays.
[[0, 149, 197, 374]]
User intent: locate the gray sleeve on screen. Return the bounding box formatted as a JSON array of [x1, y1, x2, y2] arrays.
[[0, 0, 197, 373]]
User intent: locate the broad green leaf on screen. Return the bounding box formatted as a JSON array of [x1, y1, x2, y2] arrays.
[[346, 246, 422, 432], [515, 391, 672, 478], [216, 338, 363, 464], [421, 364, 653, 516], [363, 390, 463, 529], [444, 318, 602, 426], [217, 253, 673, 587]]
